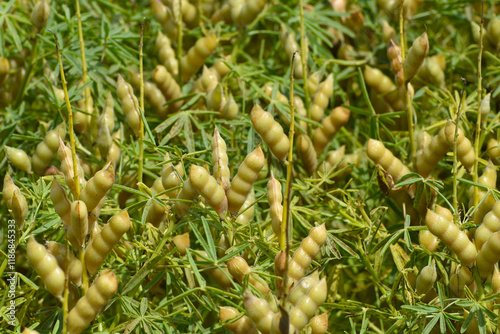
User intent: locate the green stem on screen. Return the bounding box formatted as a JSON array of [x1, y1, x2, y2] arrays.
[[138, 18, 145, 184], [298, 0, 309, 110], [473, 2, 484, 206], [452, 81, 467, 223]]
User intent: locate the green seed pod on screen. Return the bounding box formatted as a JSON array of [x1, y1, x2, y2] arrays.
[[30, 0, 50, 29], [288, 278, 327, 332], [231, 0, 267, 26], [69, 200, 88, 250], [476, 231, 500, 277], [367, 139, 411, 183], [316, 146, 345, 175], [27, 236, 65, 298], [180, 34, 217, 81], [487, 138, 500, 165], [312, 107, 350, 154], [172, 232, 190, 256], [363, 65, 403, 111], [151, 0, 177, 40], [58, 138, 86, 197], [387, 40, 403, 87], [108, 131, 121, 168], [47, 241, 83, 286], [308, 313, 328, 334], [297, 134, 318, 176], [227, 256, 269, 295], [213, 57, 232, 79], [415, 262, 437, 295], [196, 250, 231, 288], [382, 20, 396, 44], [85, 211, 131, 275], [161, 152, 184, 199], [425, 208, 477, 267], [200, 65, 218, 93], [221, 94, 239, 120], [5, 145, 32, 174], [96, 116, 113, 159], [50, 179, 71, 226], [219, 306, 258, 334], [487, 15, 500, 50], [101, 91, 115, 133], [236, 188, 255, 226], [190, 165, 228, 219], [403, 32, 429, 82], [267, 171, 283, 236], [310, 74, 334, 122], [67, 269, 118, 334], [444, 121, 475, 172], [251, 104, 290, 161], [416, 127, 449, 178], [146, 178, 168, 228], [279, 25, 305, 79], [475, 201, 500, 251], [80, 162, 115, 212], [153, 65, 183, 113], [307, 71, 322, 97], [449, 273, 465, 298], [288, 224, 328, 283], [481, 93, 491, 121], [415, 56, 445, 89], [3, 173, 17, 211], [116, 74, 141, 136], [211, 127, 230, 192], [200, 0, 216, 18], [207, 83, 226, 111], [155, 31, 179, 77], [288, 271, 320, 306], [243, 290, 274, 334], [227, 146, 266, 215], [419, 230, 440, 252], [173, 179, 199, 218], [11, 189, 28, 229], [32, 123, 66, 175]]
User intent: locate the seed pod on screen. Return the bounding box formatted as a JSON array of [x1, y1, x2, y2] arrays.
[[161, 152, 184, 199], [267, 171, 283, 236], [5, 145, 32, 174], [415, 56, 445, 89], [236, 188, 255, 226], [279, 25, 305, 78], [310, 74, 334, 122], [387, 40, 403, 87], [67, 269, 118, 334], [475, 201, 500, 251], [487, 16, 500, 50], [31, 0, 50, 29], [11, 189, 28, 230], [200, 0, 216, 18], [480, 93, 491, 121], [153, 65, 183, 113], [382, 20, 396, 44], [403, 32, 429, 82], [317, 146, 345, 175], [468, 161, 496, 207], [151, 0, 177, 40], [219, 306, 258, 334], [180, 34, 217, 81], [96, 116, 113, 158], [308, 313, 328, 334], [173, 179, 199, 218], [416, 127, 450, 178], [289, 278, 327, 331], [244, 290, 274, 334], [200, 66, 219, 93], [491, 266, 500, 305], [130, 71, 171, 120], [227, 146, 266, 215], [444, 121, 475, 172], [210, 128, 230, 192], [363, 66, 403, 111], [85, 210, 131, 275], [27, 236, 65, 298], [487, 138, 500, 165], [307, 71, 322, 97], [101, 91, 115, 133], [116, 75, 141, 136], [419, 230, 440, 252], [425, 209, 477, 267], [312, 106, 350, 154], [58, 138, 86, 197], [367, 139, 412, 185], [69, 200, 88, 250], [288, 224, 328, 283], [415, 262, 437, 295], [235, 0, 267, 26], [146, 178, 168, 228], [227, 256, 269, 295], [221, 94, 239, 120], [207, 83, 226, 111], [449, 273, 465, 298], [155, 31, 178, 77], [189, 165, 228, 218], [172, 232, 190, 256], [80, 162, 115, 213], [50, 179, 71, 226], [196, 251, 231, 288], [108, 130, 121, 168], [288, 271, 320, 306], [250, 104, 290, 161], [47, 241, 83, 286], [296, 134, 318, 176], [32, 123, 66, 175], [22, 329, 40, 334], [476, 231, 500, 277]]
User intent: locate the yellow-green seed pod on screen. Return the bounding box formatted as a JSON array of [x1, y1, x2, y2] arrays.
[[487, 138, 500, 165], [69, 200, 88, 250], [449, 273, 465, 298], [317, 146, 345, 175], [173, 179, 199, 218], [425, 209, 477, 267], [476, 231, 500, 277], [444, 121, 475, 172], [27, 236, 65, 298], [310, 74, 334, 122], [491, 266, 500, 305], [172, 232, 190, 256], [22, 328, 40, 334], [288, 271, 320, 306], [190, 165, 228, 219], [50, 179, 71, 226], [212, 128, 230, 191], [227, 146, 266, 215], [101, 91, 115, 132], [161, 152, 184, 199], [387, 40, 404, 87], [475, 201, 500, 251], [403, 32, 429, 82], [32, 123, 66, 175], [268, 171, 283, 236], [279, 25, 305, 78], [146, 178, 168, 228], [415, 56, 445, 89], [153, 65, 183, 113], [5, 145, 32, 174], [481, 93, 491, 121], [487, 16, 500, 50], [200, 66, 218, 93], [289, 224, 328, 283], [312, 106, 350, 154], [151, 0, 177, 40], [221, 94, 239, 120], [96, 116, 113, 159], [382, 20, 396, 44], [297, 134, 318, 175], [108, 131, 121, 168], [67, 269, 118, 334], [415, 262, 437, 296], [308, 313, 328, 334], [307, 71, 322, 97], [219, 306, 258, 334], [236, 188, 255, 226], [289, 278, 327, 332], [116, 74, 141, 136], [243, 290, 274, 334], [47, 241, 83, 286], [58, 138, 86, 197], [227, 256, 269, 295], [200, 0, 216, 18], [180, 34, 217, 81], [419, 230, 440, 252], [363, 65, 403, 111], [207, 83, 226, 111], [367, 139, 411, 183], [31, 0, 50, 29], [129, 71, 170, 119], [251, 104, 290, 161], [85, 211, 131, 275], [80, 162, 115, 213], [231, 0, 267, 26], [416, 127, 450, 178], [11, 189, 28, 229], [155, 31, 179, 77]]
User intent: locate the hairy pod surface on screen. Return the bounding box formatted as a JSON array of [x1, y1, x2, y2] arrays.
[[180, 34, 217, 81], [31, 0, 50, 29], [227, 256, 269, 295], [475, 201, 500, 251], [85, 210, 130, 275], [173, 179, 199, 218], [153, 65, 183, 113], [308, 313, 328, 334], [190, 165, 228, 218], [267, 171, 283, 236], [5, 145, 32, 174], [297, 134, 318, 175], [403, 32, 429, 81], [425, 209, 477, 267], [67, 269, 118, 334], [220, 307, 257, 334], [476, 231, 500, 277], [80, 163, 115, 212], [250, 104, 290, 161], [288, 224, 328, 283], [416, 127, 450, 178], [243, 290, 274, 334], [47, 241, 83, 286], [310, 74, 334, 122], [415, 262, 437, 295], [312, 106, 350, 154], [32, 123, 66, 175], [289, 278, 327, 331], [116, 75, 141, 136], [367, 139, 411, 183], [27, 236, 65, 298], [419, 230, 440, 252], [444, 121, 475, 172], [227, 146, 266, 214], [69, 200, 89, 249]]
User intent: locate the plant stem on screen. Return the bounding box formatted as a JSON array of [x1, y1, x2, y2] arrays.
[[473, 2, 484, 207], [138, 18, 145, 184], [177, 0, 183, 85], [453, 80, 467, 223], [298, 0, 309, 110]]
